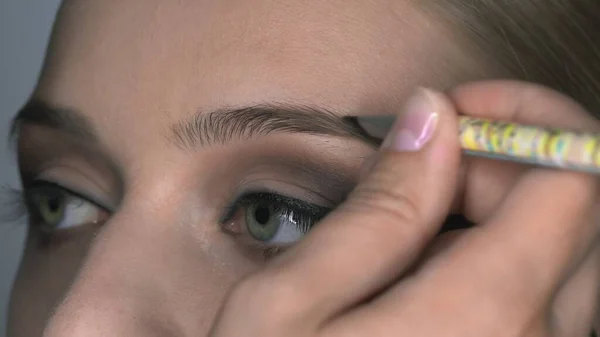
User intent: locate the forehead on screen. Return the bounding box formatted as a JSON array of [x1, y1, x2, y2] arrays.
[[34, 0, 462, 143]]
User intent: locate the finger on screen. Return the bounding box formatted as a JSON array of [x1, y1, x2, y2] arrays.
[[328, 155, 599, 337], [450, 80, 600, 223], [358, 153, 379, 181], [257, 88, 461, 320], [449, 80, 600, 130], [552, 241, 600, 337], [330, 82, 600, 336], [448, 81, 600, 303], [441, 170, 598, 330]]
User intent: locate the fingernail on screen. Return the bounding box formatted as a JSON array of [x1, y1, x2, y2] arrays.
[[382, 89, 439, 152]]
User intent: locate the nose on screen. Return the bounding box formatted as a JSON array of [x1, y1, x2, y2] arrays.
[[42, 206, 251, 337]]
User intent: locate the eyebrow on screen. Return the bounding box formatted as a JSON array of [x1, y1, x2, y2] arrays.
[[170, 104, 376, 149], [10, 100, 377, 149], [9, 100, 98, 144]]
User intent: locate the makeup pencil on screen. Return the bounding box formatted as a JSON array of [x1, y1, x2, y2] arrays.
[[347, 115, 600, 174]]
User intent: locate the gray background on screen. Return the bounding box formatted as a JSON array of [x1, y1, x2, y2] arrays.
[[1, 1, 62, 335]]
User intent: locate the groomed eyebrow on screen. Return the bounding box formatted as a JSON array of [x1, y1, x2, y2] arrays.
[[170, 103, 376, 149], [10, 100, 377, 149], [9, 100, 98, 144]]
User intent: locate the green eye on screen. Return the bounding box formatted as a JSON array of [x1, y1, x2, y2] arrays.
[[25, 182, 107, 232], [246, 202, 280, 241], [30, 190, 66, 229], [220, 192, 330, 246]]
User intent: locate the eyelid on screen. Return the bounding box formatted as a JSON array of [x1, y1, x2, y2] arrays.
[[219, 189, 331, 223], [246, 161, 357, 205], [232, 178, 338, 207], [27, 180, 113, 213], [18, 136, 121, 207]]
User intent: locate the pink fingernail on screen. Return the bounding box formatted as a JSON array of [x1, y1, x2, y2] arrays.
[[382, 89, 439, 152]]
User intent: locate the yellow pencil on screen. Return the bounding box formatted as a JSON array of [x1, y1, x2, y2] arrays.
[[347, 115, 600, 174]]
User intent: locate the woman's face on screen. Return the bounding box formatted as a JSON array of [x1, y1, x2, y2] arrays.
[[8, 0, 485, 336]]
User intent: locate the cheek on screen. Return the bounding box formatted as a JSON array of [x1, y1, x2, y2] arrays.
[[8, 218, 263, 336], [8, 228, 93, 337]]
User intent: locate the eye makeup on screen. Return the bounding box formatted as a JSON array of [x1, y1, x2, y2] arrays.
[[209, 161, 354, 258], [17, 124, 121, 205], [0, 180, 108, 250], [220, 192, 330, 240], [12, 117, 370, 260], [196, 134, 369, 258], [207, 134, 369, 204]]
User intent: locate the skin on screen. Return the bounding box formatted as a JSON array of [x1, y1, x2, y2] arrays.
[[6, 0, 599, 336]]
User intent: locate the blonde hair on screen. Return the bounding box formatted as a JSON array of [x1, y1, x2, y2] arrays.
[[425, 0, 600, 115]]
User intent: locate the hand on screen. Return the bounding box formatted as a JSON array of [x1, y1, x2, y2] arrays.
[[209, 81, 600, 337]]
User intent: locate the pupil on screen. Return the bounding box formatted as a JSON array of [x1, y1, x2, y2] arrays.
[[254, 206, 271, 225], [48, 198, 61, 213]]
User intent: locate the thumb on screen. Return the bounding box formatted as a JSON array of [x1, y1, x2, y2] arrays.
[[273, 88, 462, 318]]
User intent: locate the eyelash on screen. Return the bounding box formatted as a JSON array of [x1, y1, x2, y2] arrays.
[[0, 181, 108, 234], [0, 185, 28, 222], [0, 183, 332, 254], [219, 192, 331, 258], [221, 192, 330, 225]]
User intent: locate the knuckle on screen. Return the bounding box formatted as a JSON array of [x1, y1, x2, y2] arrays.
[[349, 183, 424, 226], [341, 183, 433, 249]]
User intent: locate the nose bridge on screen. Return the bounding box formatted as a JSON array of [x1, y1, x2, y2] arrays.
[[42, 201, 234, 337]]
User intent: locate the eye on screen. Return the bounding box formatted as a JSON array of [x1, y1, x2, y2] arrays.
[[221, 192, 331, 246], [25, 181, 108, 233]]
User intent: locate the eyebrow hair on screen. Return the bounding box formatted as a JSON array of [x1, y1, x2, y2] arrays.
[[170, 104, 376, 149], [9, 100, 98, 144], [10, 100, 377, 149]]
